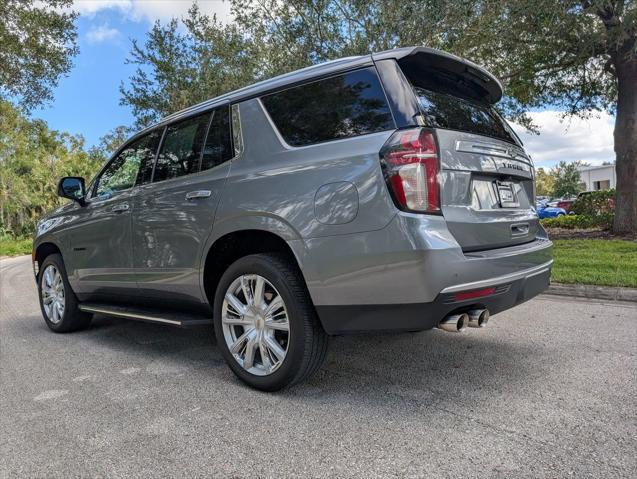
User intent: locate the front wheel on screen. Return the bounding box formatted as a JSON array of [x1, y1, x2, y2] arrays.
[[213, 253, 328, 391], [38, 254, 92, 333]]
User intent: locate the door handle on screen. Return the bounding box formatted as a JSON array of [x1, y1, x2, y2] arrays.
[[111, 203, 130, 213], [511, 223, 529, 236], [185, 190, 212, 201]]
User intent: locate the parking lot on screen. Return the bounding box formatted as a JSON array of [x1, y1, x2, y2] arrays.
[[1, 254, 636, 478]]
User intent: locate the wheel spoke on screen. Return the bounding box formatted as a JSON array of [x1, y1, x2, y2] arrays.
[[259, 340, 272, 372], [53, 272, 62, 289], [43, 294, 54, 305], [265, 336, 286, 362], [243, 338, 257, 369], [44, 267, 54, 287], [225, 292, 247, 316], [264, 295, 283, 317], [222, 315, 252, 327], [253, 276, 265, 307], [241, 276, 253, 306], [266, 319, 289, 332], [229, 327, 255, 355]]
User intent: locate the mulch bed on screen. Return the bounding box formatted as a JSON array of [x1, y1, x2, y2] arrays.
[[545, 228, 637, 241]]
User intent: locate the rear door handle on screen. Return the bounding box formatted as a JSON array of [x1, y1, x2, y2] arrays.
[[185, 190, 212, 201], [111, 203, 130, 213]]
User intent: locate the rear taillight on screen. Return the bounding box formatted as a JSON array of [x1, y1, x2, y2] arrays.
[[380, 128, 441, 214]]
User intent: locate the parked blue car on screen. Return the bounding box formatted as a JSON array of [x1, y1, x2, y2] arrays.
[[536, 202, 566, 219]]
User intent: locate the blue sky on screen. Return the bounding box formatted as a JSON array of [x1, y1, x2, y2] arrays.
[[35, 11, 139, 146], [33, 0, 616, 167]]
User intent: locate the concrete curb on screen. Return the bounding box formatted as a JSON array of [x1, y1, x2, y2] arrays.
[[545, 282, 637, 303]]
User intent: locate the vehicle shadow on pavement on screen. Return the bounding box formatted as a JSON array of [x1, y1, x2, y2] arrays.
[[56, 313, 541, 405]]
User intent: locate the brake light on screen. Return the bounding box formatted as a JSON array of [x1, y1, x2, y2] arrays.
[[380, 128, 441, 213]]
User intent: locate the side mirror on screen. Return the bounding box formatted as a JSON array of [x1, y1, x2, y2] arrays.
[[57, 177, 86, 206]]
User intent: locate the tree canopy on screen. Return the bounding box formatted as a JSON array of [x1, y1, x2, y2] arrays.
[[0, 101, 103, 236], [552, 161, 585, 198], [0, 0, 79, 109], [120, 4, 261, 128]]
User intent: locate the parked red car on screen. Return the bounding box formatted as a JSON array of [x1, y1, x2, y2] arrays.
[[556, 198, 576, 212]]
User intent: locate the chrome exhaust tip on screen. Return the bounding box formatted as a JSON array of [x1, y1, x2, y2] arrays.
[[437, 313, 468, 333], [468, 309, 490, 328]]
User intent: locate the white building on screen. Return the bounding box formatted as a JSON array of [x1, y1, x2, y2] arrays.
[[577, 164, 616, 191]]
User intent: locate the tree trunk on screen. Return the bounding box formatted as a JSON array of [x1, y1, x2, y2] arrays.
[[612, 54, 637, 235]]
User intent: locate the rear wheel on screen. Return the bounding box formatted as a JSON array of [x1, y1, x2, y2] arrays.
[[38, 254, 92, 333], [213, 253, 327, 391]]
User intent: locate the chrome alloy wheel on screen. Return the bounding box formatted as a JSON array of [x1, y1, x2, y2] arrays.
[[41, 265, 65, 324], [221, 274, 290, 376]]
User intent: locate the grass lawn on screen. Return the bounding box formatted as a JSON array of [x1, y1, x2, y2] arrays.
[[552, 239, 637, 288], [0, 237, 32, 257]]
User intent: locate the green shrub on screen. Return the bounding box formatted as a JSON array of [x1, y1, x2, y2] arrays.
[[541, 214, 612, 230], [571, 189, 615, 216]]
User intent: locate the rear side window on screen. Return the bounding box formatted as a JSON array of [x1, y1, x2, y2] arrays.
[[261, 67, 394, 147], [153, 113, 211, 182], [414, 87, 516, 144], [201, 106, 233, 171]]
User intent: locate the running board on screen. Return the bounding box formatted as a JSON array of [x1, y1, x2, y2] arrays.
[[78, 303, 213, 328]]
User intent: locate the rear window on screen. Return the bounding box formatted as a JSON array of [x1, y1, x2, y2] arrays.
[[414, 87, 516, 144], [261, 67, 394, 147]]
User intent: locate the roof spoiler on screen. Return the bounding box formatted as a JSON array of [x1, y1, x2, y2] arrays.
[[372, 47, 503, 104]]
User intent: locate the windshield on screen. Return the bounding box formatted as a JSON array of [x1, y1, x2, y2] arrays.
[[414, 87, 517, 145]]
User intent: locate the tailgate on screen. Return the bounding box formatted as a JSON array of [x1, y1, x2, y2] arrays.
[[436, 129, 539, 251], [394, 53, 541, 251]]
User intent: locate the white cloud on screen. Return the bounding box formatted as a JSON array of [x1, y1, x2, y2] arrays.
[[73, 0, 232, 23], [86, 23, 121, 43], [511, 110, 615, 168]]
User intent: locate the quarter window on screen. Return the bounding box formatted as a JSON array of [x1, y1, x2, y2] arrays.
[[153, 113, 211, 182], [261, 67, 394, 147], [94, 130, 161, 199], [201, 106, 233, 171]]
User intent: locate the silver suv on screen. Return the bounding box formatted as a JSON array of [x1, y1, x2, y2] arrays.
[[33, 47, 552, 391]]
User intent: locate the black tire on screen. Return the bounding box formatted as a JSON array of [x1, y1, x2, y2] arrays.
[[38, 253, 92, 333], [213, 253, 328, 391]]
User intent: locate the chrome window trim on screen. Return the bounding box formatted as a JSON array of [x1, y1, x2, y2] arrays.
[[231, 103, 244, 157]]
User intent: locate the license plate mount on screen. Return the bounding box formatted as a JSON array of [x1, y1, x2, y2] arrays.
[[496, 181, 519, 208]]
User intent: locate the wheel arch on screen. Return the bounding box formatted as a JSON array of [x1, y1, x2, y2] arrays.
[[201, 228, 307, 308], [33, 241, 63, 278]]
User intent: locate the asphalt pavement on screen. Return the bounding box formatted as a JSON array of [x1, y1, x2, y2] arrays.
[[1, 255, 635, 478]]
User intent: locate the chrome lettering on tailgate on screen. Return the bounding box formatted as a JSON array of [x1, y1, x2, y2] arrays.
[[455, 140, 532, 178]]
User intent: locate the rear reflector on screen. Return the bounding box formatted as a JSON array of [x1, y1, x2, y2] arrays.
[[379, 128, 441, 214], [454, 287, 497, 302]]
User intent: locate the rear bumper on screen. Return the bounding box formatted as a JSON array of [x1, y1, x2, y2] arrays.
[[316, 260, 552, 334]]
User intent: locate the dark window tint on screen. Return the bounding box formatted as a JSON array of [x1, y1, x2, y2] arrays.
[[414, 87, 516, 144], [261, 67, 394, 147], [135, 129, 163, 185], [94, 131, 160, 198], [201, 106, 233, 171], [153, 113, 211, 182]]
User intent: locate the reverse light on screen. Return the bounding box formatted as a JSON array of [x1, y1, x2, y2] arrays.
[[380, 128, 441, 214]]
